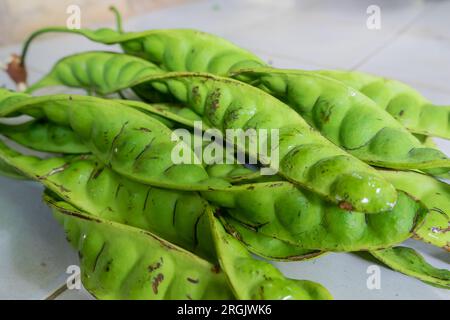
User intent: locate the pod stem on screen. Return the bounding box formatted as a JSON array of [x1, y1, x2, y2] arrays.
[[109, 6, 124, 33], [20, 27, 73, 67]]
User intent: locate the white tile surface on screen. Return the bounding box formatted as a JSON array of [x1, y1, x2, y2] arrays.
[[223, 0, 425, 69], [0, 178, 78, 300], [54, 286, 95, 300], [275, 239, 450, 300], [357, 1, 450, 93]]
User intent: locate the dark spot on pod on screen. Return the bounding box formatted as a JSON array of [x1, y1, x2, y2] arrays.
[[105, 259, 113, 272], [399, 110, 404, 116], [187, 277, 199, 284], [269, 183, 284, 188], [135, 127, 152, 133], [214, 208, 223, 217], [211, 265, 221, 274], [339, 201, 353, 211], [246, 186, 255, 190], [152, 273, 164, 294], [148, 261, 162, 273]]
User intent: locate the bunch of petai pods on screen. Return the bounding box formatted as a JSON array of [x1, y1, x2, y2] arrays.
[[1, 8, 449, 299]]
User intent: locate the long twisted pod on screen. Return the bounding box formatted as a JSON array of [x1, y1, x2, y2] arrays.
[[0, 118, 324, 259], [0, 89, 231, 191], [230, 68, 450, 174], [26, 55, 397, 214], [370, 246, 450, 288], [124, 72, 401, 213], [44, 194, 234, 300], [31, 51, 441, 165], [0, 120, 89, 154], [318, 70, 450, 140], [379, 170, 450, 251], [203, 181, 426, 251], [21, 14, 265, 77], [208, 210, 332, 299], [0, 139, 217, 259]]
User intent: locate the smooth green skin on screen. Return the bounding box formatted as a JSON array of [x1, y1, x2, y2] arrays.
[[318, 70, 450, 140], [45, 195, 233, 300], [414, 134, 437, 148], [27, 54, 399, 214], [209, 211, 332, 300], [0, 120, 89, 154], [219, 215, 325, 261], [0, 139, 216, 260], [203, 182, 426, 252], [231, 68, 450, 172], [0, 157, 27, 180], [0, 89, 231, 191], [21, 26, 265, 77], [380, 170, 450, 250], [370, 246, 450, 288]]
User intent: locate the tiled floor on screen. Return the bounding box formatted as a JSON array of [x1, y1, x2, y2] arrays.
[[0, 0, 449, 299]]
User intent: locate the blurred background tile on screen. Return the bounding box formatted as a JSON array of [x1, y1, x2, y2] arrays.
[[0, 178, 78, 299]]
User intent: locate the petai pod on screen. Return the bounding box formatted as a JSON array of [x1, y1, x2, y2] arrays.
[[208, 210, 332, 300], [219, 214, 325, 261], [370, 246, 450, 288], [318, 70, 450, 140], [45, 195, 233, 300], [0, 89, 230, 191], [0, 128, 320, 261], [380, 170, 450, 250], [0, 120, 89, 154], [230, 68, 450, 173], [26, 51, 162, 95], [27, 55, 398, 214], [203, 181, 427, 251], [0, 157, 27, 180], [21, 19, 265, 77], [125, 72, 399, 214], [0, 140, 215, 260]]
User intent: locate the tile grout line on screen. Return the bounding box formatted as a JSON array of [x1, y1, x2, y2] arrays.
[[350, 6, 427, 71]]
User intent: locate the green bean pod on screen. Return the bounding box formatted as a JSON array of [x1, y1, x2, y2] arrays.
[[219, 214, 325, 261], [370, 246, 450, 288], [0, 120, 89, 154], [45, 194, 233, 300], [231, 68, 450, 173], [0, 139, 217, 260], [380, 170, 450, 250], [26, 54, 398, 213], [208, 210, 332, 299], [26, 51, 161, 94], [134, 72, 401, 213], [318, 70, 450, 140], [0, 157, 27, 180], [203, 181, 426, 251], [21, 24, 265, 77], [0, 123, 321, 261], [0, 89, 230, 191]]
